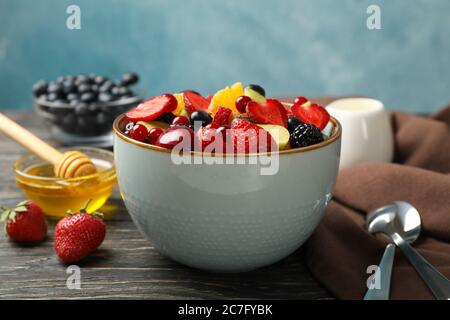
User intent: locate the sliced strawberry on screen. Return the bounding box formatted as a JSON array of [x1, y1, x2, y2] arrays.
[[210, 107, 233, 128], [205, 95, 213, 103], [126, 94, 177, 121], [246, 99, 288, 128], [292, 103, 330, 130], [231, 119, 275, 153], [184, 91, 210, 114]]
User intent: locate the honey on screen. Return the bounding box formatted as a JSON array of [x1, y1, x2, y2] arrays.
[[14, 148, 117, 219]]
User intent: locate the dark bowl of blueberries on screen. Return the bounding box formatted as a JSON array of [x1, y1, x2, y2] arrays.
[[33, 72, 141, 147]]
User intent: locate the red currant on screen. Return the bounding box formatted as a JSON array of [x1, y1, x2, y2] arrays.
[[235, 96, 252, 113], [172, 115, 190, 126], [147, 127, 164, 145], [161, 93, 178, 112], [294, 96, 308, 106], [129, 123, 148, 142]]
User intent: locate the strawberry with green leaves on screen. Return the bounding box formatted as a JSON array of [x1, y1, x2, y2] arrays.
[[1, 200, 47, 242], [54, 200, 106, 263]]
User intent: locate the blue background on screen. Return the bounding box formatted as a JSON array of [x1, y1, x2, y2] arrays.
[[0, 0, 449, 112]]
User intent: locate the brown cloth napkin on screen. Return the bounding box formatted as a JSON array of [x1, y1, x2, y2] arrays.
[[305, 104, 450, 300]]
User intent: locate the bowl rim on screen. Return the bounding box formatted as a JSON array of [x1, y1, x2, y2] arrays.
[[14, 146, 116, 183], [112, 107, 342, 157]]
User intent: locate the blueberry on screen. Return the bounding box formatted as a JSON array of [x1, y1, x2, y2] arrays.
[[66, 93, 79, 101], [69, 100, 80, 107], [62, 80, 76, 94], [32, 80, 48, 97], [77, 83, 91, 93], [111, 86, 129, 97], [47, 82, 62, 94], [46, 92, 60, 102], [99, 92, 114, 103], [75, 103, 89, 116], [121, 73, 139, 86], [91, 84, 99, 92], [287, 116, 303, 133], [93, 76, 106, 85], [190, 110, 212, 126], [75, 75, 89, 86], [99, 81, 114, 93], [247, 84, 265, 97], [56, 76, 66, 83], [81, 92, 96, 103]]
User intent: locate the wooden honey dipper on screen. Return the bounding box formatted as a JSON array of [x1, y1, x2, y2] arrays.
[[0, 113, 97, 178]]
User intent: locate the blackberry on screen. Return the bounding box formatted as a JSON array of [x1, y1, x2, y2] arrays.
[[290, 123, 324, 148], [287, 116, 303, 133]]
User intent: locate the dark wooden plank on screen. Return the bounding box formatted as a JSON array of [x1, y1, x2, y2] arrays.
[[0, 111, 333, 300]]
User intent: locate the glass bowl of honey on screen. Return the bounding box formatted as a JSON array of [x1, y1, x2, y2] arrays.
[[14, 147, 117, 219]]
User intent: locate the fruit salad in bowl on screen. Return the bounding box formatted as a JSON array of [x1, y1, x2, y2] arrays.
[[113, 83, 341, 272]]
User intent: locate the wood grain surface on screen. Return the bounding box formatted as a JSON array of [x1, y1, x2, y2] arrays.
[[0, 109, 333, 300]]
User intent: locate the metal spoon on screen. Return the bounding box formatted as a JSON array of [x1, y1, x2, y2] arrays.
[[363, 243, 395, 300], [364, 204, 398, 300], [367, 201, 450, 300]]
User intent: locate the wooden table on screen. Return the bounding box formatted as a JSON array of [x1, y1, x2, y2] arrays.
[[0, 111, 333, 300]]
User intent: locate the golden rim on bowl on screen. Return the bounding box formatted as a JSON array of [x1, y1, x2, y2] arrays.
[[112, 111, 342, 157]]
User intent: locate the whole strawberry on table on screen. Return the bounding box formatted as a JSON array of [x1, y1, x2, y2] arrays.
[[2, 199, 106, 264], [122, 83, 333, 153], [1, 200, 47, 243], [54, 200, 106, 263]]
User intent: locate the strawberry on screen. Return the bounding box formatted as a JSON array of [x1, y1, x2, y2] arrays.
[[54, 200, 106, 263], [231, 119, 276, 153], [292, 103, 330, 130], [246, 98, 288, 128], [126, 94, 178, 121], [283, 104, 294, 117], [1, 200, 47, 242], [197, 124, 227, 152], [183, 91, 210, 114], [210, 107, 233, 128], [205, 94, 213, 104]]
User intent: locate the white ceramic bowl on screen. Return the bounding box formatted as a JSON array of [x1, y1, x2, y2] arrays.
[[113, 115, 341, 272]]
